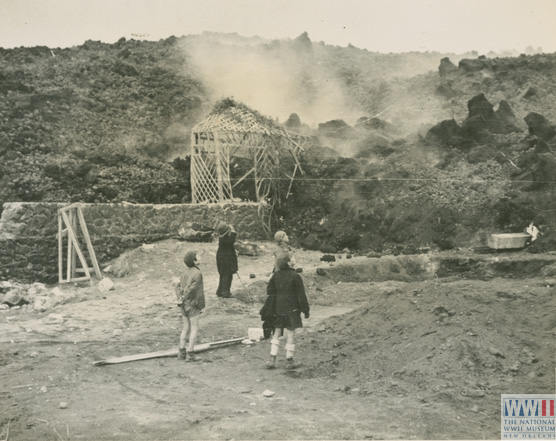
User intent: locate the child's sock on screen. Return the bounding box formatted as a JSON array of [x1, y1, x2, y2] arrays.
[[285, 343, 295, 359], [270, 337, 280, 356]]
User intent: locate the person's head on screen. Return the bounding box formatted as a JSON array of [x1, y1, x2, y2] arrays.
[[216, 222, 231, 238], [184, 250, 201, 267], [274, 230, 289, 244], [275, 251, 292, 270]]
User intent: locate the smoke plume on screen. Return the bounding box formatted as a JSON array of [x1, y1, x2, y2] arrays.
[[179, 33, 362, 127]]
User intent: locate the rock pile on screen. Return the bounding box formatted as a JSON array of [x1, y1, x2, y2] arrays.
[[0, 281, 74, 312]]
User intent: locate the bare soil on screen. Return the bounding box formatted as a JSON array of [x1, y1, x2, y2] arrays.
[[1, 239, 555, 440]]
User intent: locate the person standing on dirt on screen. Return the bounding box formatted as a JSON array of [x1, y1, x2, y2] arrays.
[[215, 221, 238, 298], [265, 251, 309, 370], [273, 230, 294, 272], [176, 250, 205, 362]]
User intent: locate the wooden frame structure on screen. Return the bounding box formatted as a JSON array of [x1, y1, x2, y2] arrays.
[[190, 99, 307, 204], [57, 203, 101, 284]]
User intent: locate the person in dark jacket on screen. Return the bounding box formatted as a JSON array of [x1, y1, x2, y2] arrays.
[[175, 250, 205, 362], [215, 222, 238, 298], [265, 251, 309, 370]]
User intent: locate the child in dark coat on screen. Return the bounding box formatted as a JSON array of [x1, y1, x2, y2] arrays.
[[264, 251, 309, 369], [215, 222, 238, 298], [176, 250, 205, 362]]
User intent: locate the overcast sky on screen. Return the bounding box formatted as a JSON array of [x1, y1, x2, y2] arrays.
[[1, 0, 555, 54]]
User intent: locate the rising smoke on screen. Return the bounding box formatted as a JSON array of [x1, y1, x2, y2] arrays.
[[178, 33, 363, 127], [178, 32, 464, 156]]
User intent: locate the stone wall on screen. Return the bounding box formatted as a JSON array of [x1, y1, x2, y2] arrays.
[[0, 202, 268, 283]]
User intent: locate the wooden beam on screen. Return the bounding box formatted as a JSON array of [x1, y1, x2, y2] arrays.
[[58, 213, 63, 283], [76, 206, 102, 278], [59, 276, 91, 284], [59, 202, 83, 213], [76, 268, 95, 273], [214, 134, 225, 202], [71, 211, 78, 279], [66, 210, 73, 282], [93, 337, 244, 366], [233, 167, 255, 188]]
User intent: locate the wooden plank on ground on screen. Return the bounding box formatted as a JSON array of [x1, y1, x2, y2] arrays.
[[93, 337, 244, 366]]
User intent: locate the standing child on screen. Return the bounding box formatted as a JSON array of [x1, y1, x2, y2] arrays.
[[215, 222, 238, 298], [176, 250, 205, 362], [265, 251, 309, 369], [273, 230, 293, 272]]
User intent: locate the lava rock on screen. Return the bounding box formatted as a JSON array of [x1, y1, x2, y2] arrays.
[[525, 112, 555, 141], [3, 288, 26, 307], [320, 255, 336, 262]]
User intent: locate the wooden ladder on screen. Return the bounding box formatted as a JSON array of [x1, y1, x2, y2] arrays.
[[57, 203, 101, 284]]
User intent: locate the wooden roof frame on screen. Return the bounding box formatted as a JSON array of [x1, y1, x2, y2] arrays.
[[190, 99, 306, 205]]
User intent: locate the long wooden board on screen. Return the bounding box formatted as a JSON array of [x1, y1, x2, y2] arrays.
[[93, 337, 244, 366]]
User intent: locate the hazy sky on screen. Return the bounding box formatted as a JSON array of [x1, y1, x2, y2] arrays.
[[1, 0, 555, 54]]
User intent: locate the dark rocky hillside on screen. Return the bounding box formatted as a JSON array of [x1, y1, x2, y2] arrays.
[[1, 33, 555, 253]]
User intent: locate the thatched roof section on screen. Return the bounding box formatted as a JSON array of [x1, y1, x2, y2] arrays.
[[191, 98, 291, 139]]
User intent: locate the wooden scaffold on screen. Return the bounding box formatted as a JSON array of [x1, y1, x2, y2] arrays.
[[57, 203, 101, 284], [190, 98, 307, 209]]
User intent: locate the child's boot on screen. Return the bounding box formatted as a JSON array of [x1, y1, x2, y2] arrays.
[[265, 355, 276, 369], [285, 357, 300, 370], [186, 352, 200, 362], [178, 348, 187, 360]]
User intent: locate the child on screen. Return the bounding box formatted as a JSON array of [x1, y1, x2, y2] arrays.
[[273, 230, 293, 272], [265, 251, 309, 370], [176, 250, 205, 361], [215, 221, 238, 298]]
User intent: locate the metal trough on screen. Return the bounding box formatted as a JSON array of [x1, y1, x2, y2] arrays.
[[487, 233, 530, 250]]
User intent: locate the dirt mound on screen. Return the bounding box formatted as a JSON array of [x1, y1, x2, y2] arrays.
[[293, 277, 555, 436], [318, 255, 436, 283]]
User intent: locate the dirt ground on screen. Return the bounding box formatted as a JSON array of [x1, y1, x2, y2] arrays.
[[1, 239, 555, 440]]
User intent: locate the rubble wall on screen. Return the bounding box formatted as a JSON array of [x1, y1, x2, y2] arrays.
[[0, 202, 268, 283]]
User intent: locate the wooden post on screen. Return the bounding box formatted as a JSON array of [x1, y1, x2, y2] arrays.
[[253, 148, 260, 202], [58, 213, 63, 283], [71, 210, 78, 280], [66, 210, 73, 282], [214, 131, 225, 202], [191, 132, 198, 203]]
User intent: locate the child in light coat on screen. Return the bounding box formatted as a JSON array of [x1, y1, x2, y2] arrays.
[[176, 250, 205, 361]]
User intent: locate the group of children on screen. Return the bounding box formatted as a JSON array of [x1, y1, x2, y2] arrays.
[[175, 223, 310, 369]]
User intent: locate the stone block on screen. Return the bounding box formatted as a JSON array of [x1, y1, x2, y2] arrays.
[[235, 241, 260, 256], [178, 227, 213, 242], [98, 277, 115, 292], [34, 296, 52, 311], [3, 288, 25, 306]]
